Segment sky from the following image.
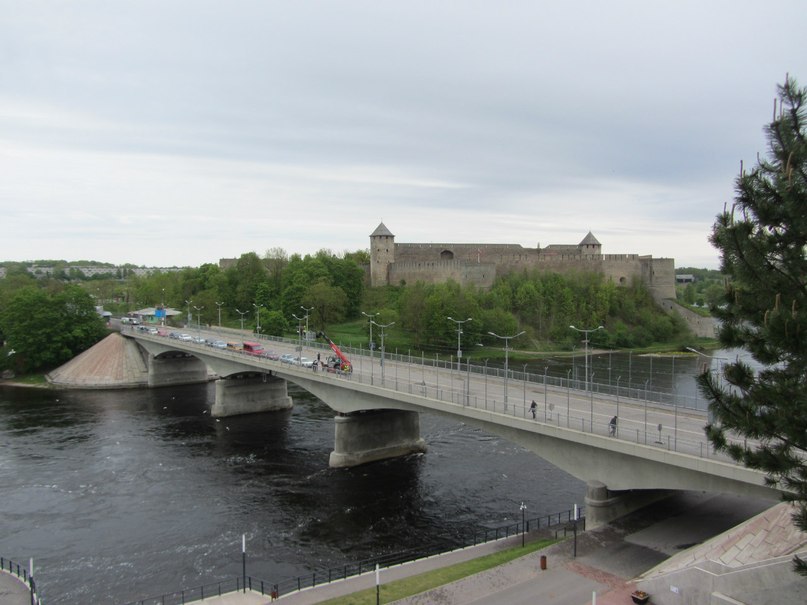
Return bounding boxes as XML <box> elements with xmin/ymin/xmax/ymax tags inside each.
<box><xmin>2</xmin><ymin>1</ymin><xmax>806</xmax><ymax>270</ymax></box>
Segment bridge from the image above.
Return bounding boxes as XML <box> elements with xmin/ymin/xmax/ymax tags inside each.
<box><xmin>123</xmin><ymin>329</ymin><xmax>781</xmax><ymax>526</ymax></box>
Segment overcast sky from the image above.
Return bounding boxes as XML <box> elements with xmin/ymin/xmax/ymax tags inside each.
<box><xmin>2</xmin><ymin>1</ymin><xmax>805</xmax><ymax>270</ymax></box>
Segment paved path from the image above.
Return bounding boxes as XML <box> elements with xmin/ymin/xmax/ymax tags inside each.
<box><xmin>183</xmin><ymin>492</ymin><xmax>776</xmax><ymax>605</ymax></box>
<box><xmin>0</xmin><ymin>570</ymin><xmax>34</xmax><ymax>605</ymax></box>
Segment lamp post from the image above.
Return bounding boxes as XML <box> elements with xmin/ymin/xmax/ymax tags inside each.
<box><xmin>569</xmin><ymin>325</ymin><xmax>604</xmax><ymax>392</ymax></box>
<box><xmin>520</xmin><ymin>502</ymin><xmax>527</xmax><ymax>547</ymax></box>
<box><xmin>362</xmin><ymin>311</ymin><xmax>378</xmax><ymax>385</ymax></box>
<box><xmin>447</xmin><ymin>316</ymin><xmax>472</xmax><ymax>371</ymax></box>
<box><xmin>253</xmin><ymin>303</ymin><xmax>264</xmax><ymax>335</ymax></box>
<box><xmin>292</xmin><ymin>313</ymin><xmax>305</xmax><ymax>361</ymax></box>
<box><xmin>235</xmin><ymin>308</ymin><xmax>249</xmax><ymax>331</ymax></box>
<box><xmin>300</xmin><ymin>305</ymin><xmax>313</xmax><ymax>341</ymax></box>
<box><xmin>184</xmin><ymin>299</ymin><xmax>192</xmax><ymax>327</ymax></box>
<box><xmin>161</xmin><ymin>288</ymin><xmax>166</xmax><ymax>325</ymax></box>
<box><xmin>488</xmin><ymin>330</ymin><xmax>525</xmax><ymax>413</ymax></box>
<box><xmin>215</xmin><ymin>301</ymin><xmax>224</xmax><ymax>327</ymax></box>
<box><xmin>371</xmin><ymin>320</ymin><xmax>395</xmax><ymax>383</ymax></box>
<box><xmin>241</xmin><ymin>534</ymin><xmax>246</xmax><ymax>593</ymax></box>
<box><xmin>193</xmin><ymin>305</ymin><xmax>204</xmax><ymax>337</ymax></box>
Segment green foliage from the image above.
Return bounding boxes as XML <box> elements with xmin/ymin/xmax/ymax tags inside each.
<box><xmin>0</xmin><ymin>284</ymin><xmax>108</xmax><ymax>373</ymax></box>
<box><xmin>698</xmin><ymin>78</ymin><xmax>807</xmax><ymax>575</ymax></box>
<box><xmin>385</xmin><ymin>270</ymin><xmax>686</xmax><ymax>352</ymax></box>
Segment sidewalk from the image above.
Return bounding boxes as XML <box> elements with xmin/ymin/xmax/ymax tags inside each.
<box><xmin>192</xmin><ymin>491</ymin><xmax>776</xmax><ymax>605</ymax></box>
<box><xmin>0</xmin><ymin>570</ymin><xmax>34</xmax><ymax>605</ymax></box>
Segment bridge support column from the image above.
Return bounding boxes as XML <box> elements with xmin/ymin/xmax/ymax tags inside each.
<box><xmin>148</xmin><ymin>354</ymin><xmax>208</xmax><ymax>387</ymax></box>
<box><xmin>329</xmin><ymin>410</ymin><xmax>427</xmax><ymax>468</ymax></box>
<box><xmin>584</xmin><ymin>481</ymin><xmax>673</xmax><ymax>529</ymax></box>
<box><xmin>211</xmin><ymin>374</ymin><xmax>293</xmax><ymax>418</ymax></box>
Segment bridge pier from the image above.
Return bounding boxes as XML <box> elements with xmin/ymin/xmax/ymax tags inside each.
<box><xmin>148</xmin><ymin>353</ymin><xmax>208</xmax><ymax>387</ymax></box>
<box><xmin>329</xmin><ymin>410</ymin><xmax>428</xmax><ymax>468</ymax></box>
<box><xmin>212</xmin><ymin>374</ymin><xmax>293</xmax><ymax>417</ymax></box>
<box><xmin>584</xmin><ymin>480</ymin><xmax>673</xmax><ymax>528</ymax></box>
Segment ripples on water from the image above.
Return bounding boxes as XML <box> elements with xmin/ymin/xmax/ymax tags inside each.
<box><xmin>0</xmin><ymin>382</ymin><xmax>584</xmax><ymax>604</ymax></box>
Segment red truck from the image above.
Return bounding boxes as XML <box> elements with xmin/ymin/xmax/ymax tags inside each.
<box><xmin>242</xmin><ymin>341</ymin><xmax>265</xmax><ymax>356</ymax></box>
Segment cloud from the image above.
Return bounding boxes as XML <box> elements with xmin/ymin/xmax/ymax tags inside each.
<box><xmin>0</xmin><ymin>0</ymin><xmax>805</xmax><ymax>270</ymax></box>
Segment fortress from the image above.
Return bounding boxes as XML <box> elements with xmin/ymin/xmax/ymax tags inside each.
<box><xmin>369</xmin><ymin>222</ymin><xmax>676</xmax><ymax>301</ymax></box>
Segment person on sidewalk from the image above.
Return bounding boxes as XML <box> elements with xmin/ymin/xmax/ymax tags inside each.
<box><xmin>530</xmin><ymin>400</ymin><xmax>537</xmax><ymax>419</ymax></box>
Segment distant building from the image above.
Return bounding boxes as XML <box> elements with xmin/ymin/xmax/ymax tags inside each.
<box><xmin>676</xmin><ymin>274</ymin><xmax>696</xmax><ymax>284</ymax></box>
<box><xmin>369</xmin><ymin>222</ymin><xmax>677</xmax><ymax>302</ymax></box>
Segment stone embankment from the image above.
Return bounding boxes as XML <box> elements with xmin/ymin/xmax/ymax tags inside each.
<box><xmin>46</xmin><ymin>332</ymin><xmax>150</xmax><ymax>389</ymax></box>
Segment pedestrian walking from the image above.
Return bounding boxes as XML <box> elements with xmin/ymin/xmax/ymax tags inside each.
<box><xmin>529</xmin><ymin>400</ymin><xmax>537</xmax><ymax>419</ymax></box>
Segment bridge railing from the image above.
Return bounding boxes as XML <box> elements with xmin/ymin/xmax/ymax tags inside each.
<box><xmin>133</xmin><ymin>332</ymin><xmax>746</xmax><ymax>465</ymax></box>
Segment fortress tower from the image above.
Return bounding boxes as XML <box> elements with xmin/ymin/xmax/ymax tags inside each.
<box><xmin>370</xmin><ymin>222</ymin><xmax>395</xmax><ymax>287</ymax></box>
<box><xmin>368</xmin><ymin>222</ymin><xmax>676</xmax><ymax>302</ymax></box>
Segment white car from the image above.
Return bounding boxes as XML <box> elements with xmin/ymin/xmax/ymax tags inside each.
<box><xmin>299</xmin><ymin>357</ymin><xmax>314</xmax><ymax>367</ymax></box>
<box><xmin>279</xmin><ymin>354</ymin><xmax>295</xmax><ymax>363</ymax></box>
<box><xmin>178</xmin><ymin>333</ymin><xmax>193</xmax><ymax>341</ymax></box>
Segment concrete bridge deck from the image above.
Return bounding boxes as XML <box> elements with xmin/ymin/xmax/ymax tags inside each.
<box><xmin>124</xmin><ymin>329</ymin><xmax>779</xmax><ymax>513</ymax></box>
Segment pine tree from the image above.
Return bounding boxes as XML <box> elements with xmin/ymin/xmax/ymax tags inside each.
<box><xmin>699</xmin><ymin>76</ymin><xmax>807</xmax><ymax>574</ymax></box>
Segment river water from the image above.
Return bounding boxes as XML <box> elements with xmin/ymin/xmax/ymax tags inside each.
<box><xmin>0</xmin><ymin>348</ymin><xmax>733</xmax><ymax>604</ymax></box>
<box><xmin>0</xmin><ymin>381</ymin><xmax>586</xmax><ymax>604</ymax></box>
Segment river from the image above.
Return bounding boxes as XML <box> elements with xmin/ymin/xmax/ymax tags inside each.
<box><xmin>0</xmin><ymin>347</ymin><xmax>733</xmax><ymax>604</ymax></box>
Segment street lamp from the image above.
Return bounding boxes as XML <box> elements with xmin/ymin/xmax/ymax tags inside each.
<box><xmin>520</xmin><ymin>502</ymin><xmax>527</xmax><ymax>547</ymax></box>
<box><xmin>193</xmin><ymin>305</ymin><xmax>204</xmax><ymax>336</ymax></box>
<box><xmin>569</xmin><ymin>325</ymin><xmax>604</xmax><ymax>392</ymax></box>
<box><xmin>447</xmin><ymin>316</ymin><xmax>472</xmax><ymax>371</ymax></box>
<box><xmin>215</xmin><ymin>301</ymin><xmax>224</xmax><ymax>327</ymax></box>
<box><xmin>235</xmin><ymin>308</ymin><xmax>249</xmax><ymax>331</ymax></box>
<box><xmin>488</xmin><ymin>330</ymin><xmax>525</xmax><ymax>413</ymax></box>
<box><xmin>161</xmin><ymin>288</ymin><xmax>166</xmax><ymax>326</ymax></box>
<box><xmin>184</xmin><ymin>299</ymin><xmax>192</xmax><ymax>327</ymax></box>
<box><xmin>300</xmin><ymin>305</ymin><xmax>313</xmax><ymax>340</ymax></box>
<box><xmin>362</xmin><ymin>311</ymin><xmax>378</xmax><ymax>385</ymax></box>
<box><xmin>253</xmin><ymin>303</ymin><xmax>264</xmax><ymax>335</ymax></box>
<box><xmin>371</xmin><ymin>320</ymin><xmax>395</xmax><ymax>383</ymax></box>
<box><xmin>292</xmin><ymin>313</ymin><xmax>305</xmax><ymax>360</ymax></box>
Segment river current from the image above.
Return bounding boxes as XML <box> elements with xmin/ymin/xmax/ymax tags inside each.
<box><xmin>0</xmin><ymin>381</ymin><xmax>586</xmax><ymax>604</ymax></box>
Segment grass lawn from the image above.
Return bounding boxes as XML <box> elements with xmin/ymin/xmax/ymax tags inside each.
<box><xmin>317</xmin><ymin>538</ymin><xmax>556</xmax><ymax>605</ymax></box>
<box><xmin>0</xmin><ymin>373</ymin><xmax>49</xmax><ymax>386</ymax></box>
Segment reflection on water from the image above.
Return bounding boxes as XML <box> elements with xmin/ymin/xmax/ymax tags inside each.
<box><xmin>0</xmin><ymin>382</ymin><xmax>585</xmax><ymax>604</ymax></box>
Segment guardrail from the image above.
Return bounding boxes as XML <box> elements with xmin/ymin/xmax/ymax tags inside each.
<box><xmin>119</xmin><ymin>506</ymin><xmax>584</xmax><ymax>605</ymax></box>
<box><xmin>1</xmin><ymin>556</ymin><xmax>39</xmax><ymax>604</ymax></box>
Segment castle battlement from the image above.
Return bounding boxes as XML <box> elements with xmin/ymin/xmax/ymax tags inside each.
<box><xmin>370</xmin><ymin>222</ymin><xmax>676</xmax><ymax>301</ymax></box>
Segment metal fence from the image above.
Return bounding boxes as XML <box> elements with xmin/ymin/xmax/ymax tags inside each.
<box><xmin>1</xmin><ymin>556</ymin><xmax>39</xmax><ymax>604</ymax></box>
<box><xmin>119</xmin><ymin>506</ymin><xmax>584</xmax><ymax>605</ymax></box>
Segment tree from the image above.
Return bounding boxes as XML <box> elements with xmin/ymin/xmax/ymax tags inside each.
<box><xmin>698</xmin><ymin>77</ymin><xmax>807</xmax><ymax>575</ymax></box>
<box><xmin>0</xmin><ymin>285</ymin><xmax>107</xmax><ymax>373</ymax></box>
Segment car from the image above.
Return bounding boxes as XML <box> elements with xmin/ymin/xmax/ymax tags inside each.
<box><xmin>299</xmin><ymin>357</ymin><xmax>314</xmax><ymax>368</ymax></box>
<box><xmin>211</xmin><ymin>340</ymin><xmax>227</xmax><ymax>349</ymax></box>
<box><xmin>178</xmin><ymin>333</ymin><xmax>193</xmax><ymax>341</ymax></box>
<box><xmin>192</xmin><ymin>336</ymin><xmax>206</xmax><ymax>344</ymax></box>
<box><xmin>168</xmin><ymin>332</ymin><xmax>180</xmax><ymax>339</ymax></box>
<box><xmin>148</xmin><ymin>328</ymin><xmax>159</xmax><ymax>335</ymax></box>
<box><xmin>262</xmin><ymin>351</ymin><xmax>280</xmax><ymax>360</ymax></box>
<box><xmin>279</xmin><ymin>353</ymin><xmax>295</xmax><ymax>363</ymax></box>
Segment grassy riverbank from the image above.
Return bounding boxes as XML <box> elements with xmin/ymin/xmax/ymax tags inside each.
<box><xmin>318</xmin><ymin>538</ymin><xmax>556</xmax><ymax>605</ymax></box>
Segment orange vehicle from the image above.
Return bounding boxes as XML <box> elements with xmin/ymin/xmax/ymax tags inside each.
<box><xmin>317</xmin><ymin>332</ymin><xmax>352</xmax><ymax>373</ymax></box>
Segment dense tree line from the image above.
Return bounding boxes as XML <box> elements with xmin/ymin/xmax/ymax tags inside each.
<box><xmin>1</xmin><ymin>246</ymin><xmax>692</xmax><ymax>372</ymax></box>
<box><xmin>0</xmin><ymin>283</ymin><xmax>108</xmax><ymax>373</ymax></box>
<box><xmin>371</xmin><ymin>270</ymin><xmax>688</xmax><ymax>351</ymax></box>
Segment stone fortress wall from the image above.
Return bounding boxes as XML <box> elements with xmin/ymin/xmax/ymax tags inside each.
<box><xmin>370</xmin><ymin>222</ymin><xmax>677</xmax><ymax>302</ymax></box>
